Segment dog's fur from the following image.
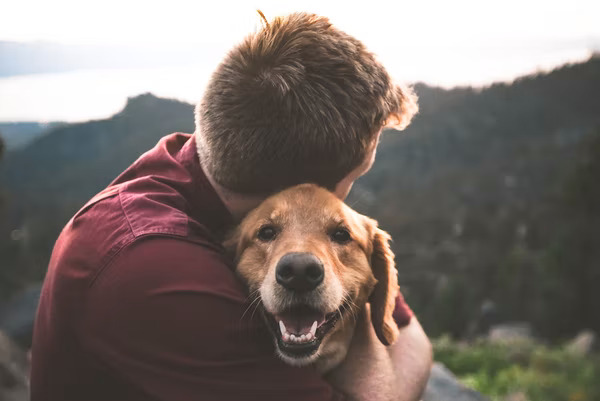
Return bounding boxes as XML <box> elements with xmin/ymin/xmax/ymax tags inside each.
<box><xmin>225</xmin><ymin>184</ymin><xmax>399</xmax><ymax>373</ymax></box>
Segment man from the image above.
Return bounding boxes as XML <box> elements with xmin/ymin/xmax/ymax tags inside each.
<box><xmin>31</xmin><ymin>12</ymin><xmax>432</xmax><ymax>401</ymax></box>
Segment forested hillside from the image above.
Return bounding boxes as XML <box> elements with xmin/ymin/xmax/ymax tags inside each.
<box><xmin>351</xmin><ymin>56</ymin><xmax>600</xmax><ymax>338</ymax></box>
<box><xmin>0</xmin><ymin>122</ymin><xmax>63</xmax><ymax>150</ymax></box>
<box><xmin>1</xmin><ymin>94</ymin><xmax>194</xmax><ymax>295</ymax></box>
<box><xmin>1</xmin><ymin>57</ymin><xmax>599</xmax><ymax>339</ymax></box>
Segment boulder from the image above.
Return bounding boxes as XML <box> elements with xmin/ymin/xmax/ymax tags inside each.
<box><xmin>488</xmin><ymin>322</ymin><xmax>533</xmax><ymax>344</ymax></box>
<box><xmin>423</xmin><ymin>362</ymin><xmax>489</xmax><ymax>401</ymax></box>
<box><xmin>566</xmin><ymin>330</ymin><xmax>596</xmax><ymax>356</ymax></box>
<box><xmin>0</xmin><ymin>283</ymin><xmax>42</xmax><ymax>348</ymax></box>
<box><xmin>0</xmin><ymin>330</ymin><xmax>29</xmax><ymax>401</ymax></box>
<box><xmin>503</xmin><ymin>392</ymin><xmax>527</xmax><ymax>401</ymax></box>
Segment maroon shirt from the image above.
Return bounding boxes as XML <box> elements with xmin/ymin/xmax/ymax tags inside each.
<box><xmin>30</xmin><ymin>133</ymin><xmax>413</xmax><ymax>401</ymax></box>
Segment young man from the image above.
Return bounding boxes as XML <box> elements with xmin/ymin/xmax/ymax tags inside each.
<box><xmin>31</xmin><ymin>13</ymin><xmax>431</xmax><ymax>401</ymax></box>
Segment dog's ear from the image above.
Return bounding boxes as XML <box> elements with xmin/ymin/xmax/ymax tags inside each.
<box><xmin>222</xmin><ymin>210</ymin><xmax>259</xmax><ymax>264</ymax></box>
<box><xmin>368</xmin><ymin>226</ymin><xmax>400</xmax><ymax>346</ymax></box>
<box><xmin>222</xmin><ymin>227</ymin><xmax>243</xmax><ymax>263</ymax></box>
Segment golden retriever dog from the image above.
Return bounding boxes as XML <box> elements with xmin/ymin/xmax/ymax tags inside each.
<box><xmin>225</xmin><ymin>183</ymin><xmax>400</xmax><ymax>373</ymax></box>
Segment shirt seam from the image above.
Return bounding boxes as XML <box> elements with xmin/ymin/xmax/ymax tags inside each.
<box><xmin>118</xmin><ymin>187</ymin><xmax>136</xmax><ymax>237</ymax></box>
<box><xmin>87</xmin><ymin>233</ymin><xmax>225</xmax><ymax>289</ymax></box>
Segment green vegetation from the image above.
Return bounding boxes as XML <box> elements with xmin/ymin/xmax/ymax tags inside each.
<box><xmin>433</xmin><ymin>337</ymin><xmax>600</xmax><ymax>401</ymax></box>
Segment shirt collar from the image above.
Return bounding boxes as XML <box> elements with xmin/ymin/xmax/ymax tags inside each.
<box><xmin>176</xmin><ymin>134</ymin><xmax>234</xmax><ymax>238</ymax></box>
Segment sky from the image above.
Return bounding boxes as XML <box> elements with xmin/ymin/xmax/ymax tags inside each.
<box><xmin>2</xmin><ymin>0</ymin><xmax>599</xmax><ymax>47</ymax></box>
<box><xmin>1</xmin><ymin>0</ymin><xmax>599</xmax><ymax>121</ymax></box>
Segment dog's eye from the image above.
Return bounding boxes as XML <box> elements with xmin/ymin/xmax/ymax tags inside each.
<box><xmin>331</xmin><ymin>228</ymin><xmax>352</xmax><ymax>244</ymax></box>
<box><xmin>257</xmin><ymin>225</ymin><xmax>278</xmax><ymax>241</ymax></box>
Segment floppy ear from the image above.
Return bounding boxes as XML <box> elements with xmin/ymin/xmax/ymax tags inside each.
<box><xmin>222</xmin><ymin>227</ymin><xmax>243</xmax><ymax>263</ymax></box>
<box><xmin>369</xmin><ymin>227</ymin><xmax>400</xmax><ymax>346</ymax></box>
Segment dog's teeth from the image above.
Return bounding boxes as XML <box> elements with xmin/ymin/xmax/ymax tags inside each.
<box><xmin>279</xmin><ymin>321</ymin><xmax>317</xmax><ymax>344</ymax></box>
<box><xmin>310</xmin><ymin>321</ymin><xmax>318</xmax><ymax>336</ymax></box>
<box><xmin>279</xmin><ymin>320</ymin><xmax>287</xmax><ymax>336</ymax></box>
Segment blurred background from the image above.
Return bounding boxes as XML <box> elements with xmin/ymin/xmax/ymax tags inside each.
<box><xmin>1</xmin><ymin>1</ymin><xmax>599</xmax><ymax>400</ymax></box>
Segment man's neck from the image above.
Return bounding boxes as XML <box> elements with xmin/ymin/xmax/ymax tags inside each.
<box><xmin>202</xmin><ymin>166</ymin><xmax>266</xmax><ymax>223</ymax></box>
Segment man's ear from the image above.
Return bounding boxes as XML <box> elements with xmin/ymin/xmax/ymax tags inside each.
<box><xmin>369</xmin><ymin>227</ymin><xmax>400</xmax><ymax>346</ymax></box>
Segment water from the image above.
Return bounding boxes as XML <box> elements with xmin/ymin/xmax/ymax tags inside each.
<box><xmin>0</xmin><ymin>65</ymin><xmax>212</xmax><ymax>122</ymax></box>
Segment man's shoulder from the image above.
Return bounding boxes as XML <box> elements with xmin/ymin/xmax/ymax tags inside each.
<box><xmin>92</xmin><ymin>236</ymin><xmax>246</xmax><ymax>304</ymax></box>
<box><xmin>52</xmin><ymin>180</ymin><xmax>224</xmax><ymax>288</ymax></box>
<box><xmin>72</xmin><ymin>180</ymin><xmax>192</xmax><ymax>241</ymax></box>
<box><xmin>68</xmin><ymin>175</ymin><xmax>219</xmax><ymax>248</ymax></box>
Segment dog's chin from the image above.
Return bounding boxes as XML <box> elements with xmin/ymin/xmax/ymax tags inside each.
<box><xmin>275</xmin><ymin>343</ymin><xmax>321</xmax><ymax>366</ymax></box>
<box><xmin>263</xmin><ymin>302</ymin><xmax>348</xmax><ymax>366</ymax></box>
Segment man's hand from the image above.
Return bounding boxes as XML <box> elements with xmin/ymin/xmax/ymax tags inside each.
<box><xmin>325</xmin><ymin>305</ymin><xmax>432</xmax><ymax>401</ymax></box>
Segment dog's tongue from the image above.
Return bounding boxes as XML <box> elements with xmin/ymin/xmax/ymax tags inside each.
<box><xmin>275</xmin><ymin>308</ymin><xmax>326</xmax><ymax>335</ymax></box>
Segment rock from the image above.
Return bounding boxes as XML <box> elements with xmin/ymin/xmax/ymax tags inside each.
<box><xmin>0</xmin><ymin>330</ymin><xmax>29</xmax><ymax>401</ymax></box>
<box><xmin>488</xmin><ymin>322</ymin><xmax>533</xmax><ymax>344</ymax></box>
<box><xmin>0</xmin><ymin>283</ymin><xmax>42</xmax><ymax>348</ymax></box>
<box><xmin>503</xmin><ymin>392</ymin><xmax>527</xmax><ymax>401</ymax></box>
<box><xmin>466</xmin><ymin>299</ymin><xmax>499</xmax><ymax>340</ymax></box>
<box><xmin>566</xmin><ymin>330</ymin><xmax>596</xmax><ymax>356</ymax></box>
<box><xmin>423</xmin><ymin>362</ymin><xmax>489</xmax><ymax>401</ymax></box>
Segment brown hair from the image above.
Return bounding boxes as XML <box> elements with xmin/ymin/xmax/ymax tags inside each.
<box><xmin>195</xmin><ymin>12</ymin><xmax>417</xmax><ymax>194</ymax></box>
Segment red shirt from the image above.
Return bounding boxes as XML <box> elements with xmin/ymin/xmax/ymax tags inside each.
<box><xmin>30</xmin><ymin>133</ymin><xmax>413</xmax><ymax>401</ymax></box>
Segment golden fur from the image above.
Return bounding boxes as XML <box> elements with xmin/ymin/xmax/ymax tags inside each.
<box><xmin>225</xmin><ymin>184</ymin><xmax>399</xmax><ymax>372</ymax></box>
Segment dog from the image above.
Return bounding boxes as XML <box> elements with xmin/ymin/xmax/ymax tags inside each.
<box><xmin>225</xmin><ymin>183</ymin><xmax>400</xmax><ymax>373</ymax></box>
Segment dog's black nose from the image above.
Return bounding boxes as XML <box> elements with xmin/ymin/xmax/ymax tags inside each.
<box><xmin>276</xmin><ymin>252</ymin><xmax>324</xmax><ymax>292</ymax></box>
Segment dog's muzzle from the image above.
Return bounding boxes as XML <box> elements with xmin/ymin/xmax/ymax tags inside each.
<box><xmin>261</xmin><ymin>252</ymin><xmax>347</xmax><ymax>361</ymax></box>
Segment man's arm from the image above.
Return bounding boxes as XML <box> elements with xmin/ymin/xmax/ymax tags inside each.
<box><xmin>80</xmin><ymin>237</ymin><xmax>345</xmax><ymax>401</ymax></box>
<box><xmin>389</xmin><ymin>317</ymin><xmax>433</xmax><ymax>401</ymax></box>
<box><xmin>326</xmin><ymin>305</ymin><xmax>432</xmax><ymax>401</ymax></box>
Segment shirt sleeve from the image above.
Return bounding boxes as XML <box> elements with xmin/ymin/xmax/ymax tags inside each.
<box><xmin>80</xmin><ymin>237</ymin><xmax>346</xmax><ymax>401</ymax></box>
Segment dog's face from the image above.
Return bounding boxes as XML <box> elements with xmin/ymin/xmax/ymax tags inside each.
<box><xmin>226</xmin><ymin>184</ymin><xmax>399</xmax><ymax>368</ymax></box>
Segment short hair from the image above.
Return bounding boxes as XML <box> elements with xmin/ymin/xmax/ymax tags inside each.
<box><xmin>195</xmin><ymin>12</ymin><xmax>417</xmax><ymax>194</ymax></box>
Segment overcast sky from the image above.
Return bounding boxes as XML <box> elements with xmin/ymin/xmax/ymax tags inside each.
<box><xmin>2</xmin><ymin>0</ymin><xmax>599</xmax><ymax>86</ymax></box>
<box><xmin>1</xmin><ymin>0</ymin><xmax>599</xmax><ymax>121</ymax></box>
<box><xmin>2</xmin><ymin>0</ymin><xmax>599</xmax><ymax>45</ymax></box>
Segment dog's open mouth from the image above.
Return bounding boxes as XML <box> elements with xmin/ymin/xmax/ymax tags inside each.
<box><xmin>264</xmin><ymin>303</ymin><xmax>345</xmax><ymax>358</ymax></box>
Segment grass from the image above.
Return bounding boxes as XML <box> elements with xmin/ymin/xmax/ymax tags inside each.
<box><xmin>432</xmin><ymin>336</ymin><xmax>600</xmax><ymax>401</ymax></box>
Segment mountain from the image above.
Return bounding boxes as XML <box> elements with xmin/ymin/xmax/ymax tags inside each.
<box><xmin>349</xmin><ymin>56</ymin><xmax>600</xmax><ymax>338</ymax></box>
<box><xmin>0</xmin><ymin>122</ymin><xmax>64</xmax><ymax>150</ymax></box>
<box><xmin>2</xmin><ymin>57</ymin><xmax>600</xmax><ymax>339</ymax></box>
<box><xmin>0</xmin><ymin>93</ymin><xmax>194</xmax><ymax>297</ymax></box>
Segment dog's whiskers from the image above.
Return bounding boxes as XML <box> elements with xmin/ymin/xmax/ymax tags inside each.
<box><xmin>241</xmin><ymin>292</ymin><xmax>262</xmax><ymax>321</ymax></box>
<box><xmin>341</xmin><ymin>295</ymin><xmax>359</xmax><ymax>325</ymax></box>
<box><xmin>250</xmin><ymin>297</ymin><xmax>264</xmax><ymax>321</ymax></box>
<box><xmin>244</xmin><ymin>288</ymin><xmax>260</xmax><ymax>303</ymax></box>
<box><xmin>337</xmin><ymin>304</ymin><xmax>347</xmax><ymax>332</ymax></box>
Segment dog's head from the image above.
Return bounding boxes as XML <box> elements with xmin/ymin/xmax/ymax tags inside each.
<box><xmin>225</xmin><ymin>184</ymin><xmax>399</xmax><ymax>367</ymax></box>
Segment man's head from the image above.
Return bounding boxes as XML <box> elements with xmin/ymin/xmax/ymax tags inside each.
<box><xmin>195</xmin><ymin>12</ymin><xmax>417</xmax><ymax>195</ymax></box>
